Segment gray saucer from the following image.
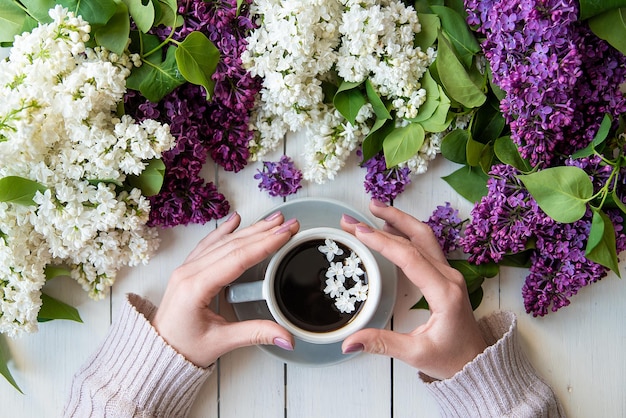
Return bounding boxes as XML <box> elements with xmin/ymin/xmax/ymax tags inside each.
<box><xmin>229</xmin><ymin>197</ymin><xmax>398</xmax><ymax>367</ymax></box>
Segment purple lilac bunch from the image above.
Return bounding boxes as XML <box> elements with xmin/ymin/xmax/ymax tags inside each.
<box><xmin>254</xmin><ymin>156</ymin><xmax>303</xmax><ymax>197</ymax></box>
<box><xmin>426</xmin><ymin>202</ymin><xmax>465</xmax><ymax>254</ymax></box>
<box><xmin>124</xmin><ymin>0</ymin><xmax>259</xmax><ymax>227</ymax></box>
<box><xmin>465</xmin><ymin>0</ymin><xmax>626</xmax><ymax>167</ymax></box>
<box><xmin>461</xmin><ymin>162</ymin><xmax>626</xmax><ymax>316</ymax></box>
<box><xmin>360</xmin><ymin>151</ymin><xmax>412</xmax><ymax>203</ymax></box>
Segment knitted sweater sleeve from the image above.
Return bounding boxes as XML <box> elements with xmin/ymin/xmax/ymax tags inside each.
<box><xmin>423</xmin><ymin>311</ymin><xmax>566</xmax><ymax>417</ymax></box>
<box><xmin>64</xmin><ymin>293</ymin><xmax>213</xmax><ymax>418</ymax></box>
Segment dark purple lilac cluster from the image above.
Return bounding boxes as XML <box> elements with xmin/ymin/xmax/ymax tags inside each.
<box><xmin>360</xmin><ymin>151</ymin><xmax>411</xmax><ymax>203</ymax></box>
<box><xmin>426</xmin><ymin>202</ymin><xmax>465</xmax><ymax>254</ymax></box>
<box><xmin>254</xmin><ymin>156</ymin><xmax>303</xmax><ymax>197</ymax></box>
<box><xmin>465</xmin><ymin>0</ymin><xmax>626</xmax><ymax>167</ymax></box>
<box><xmin>124</xmin><ymin>0</ymin><xmax>259</xmax><ymax>227</ymax></box>
<box><xmin>461</xmin><ymin>162</ymin><xmax>626</xmax><ymax>316</ymax></box>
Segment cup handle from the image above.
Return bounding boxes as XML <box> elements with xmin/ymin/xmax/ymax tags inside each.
<box><xmin>226</xmin><ymin>281</ymin><xmax>264</xmax><ymax>303</ymax></box>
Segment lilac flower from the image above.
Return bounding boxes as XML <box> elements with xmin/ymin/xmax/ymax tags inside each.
<box><xmin>361</xmin><ymin>151</ymin><xmax>411</xmax><ymax>203</ymax></box>
<box><xmin>124</xmin><ymin>0</ymin><xmax>260</xmax><ymax>227</ymax></box>
<box><xmin>461</xmin><ymin>164</ymin><xmax>547</xmax><ymax>264</ymax></box>
<box><xmin>426</xmin><ymin>202</ymin><xmax>464</xmax><ymax>254</ymax></box>
<box><xmin>254</xmin><ymin>156</ymin><xmax>303</xmax><ymax>197</ymax></box>
<box><xmin>521</xmin><ymin>209</ymin><xmax>626</xmax><ymax>317</ymax></box>
<box><xmin>465</xmin><ymin>0</ymin><xmax>626</xmax><ymax>166</ymax></box>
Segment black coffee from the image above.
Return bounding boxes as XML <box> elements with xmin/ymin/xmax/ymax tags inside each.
<box><xmin>274</xmin><ymin>239</ymin><xmax>366</xmax><ymax>333</ymax></box>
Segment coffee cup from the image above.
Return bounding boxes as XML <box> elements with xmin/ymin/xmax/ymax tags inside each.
<box><xmin>226</xmin><ymin>227</ymin><xmax>382</xmax><ymax>344</ymax></box>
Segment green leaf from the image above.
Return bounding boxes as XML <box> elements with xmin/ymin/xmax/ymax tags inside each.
<box><xmin>0</xmin><ymin>0</ymin><xmax>30</xmax><ymax>44</ymax></box>
<box><xmin>127</xmin><ymin>158</ymin><xmax>166</xmax><ymax>196</ymax></box>
<box><xmin>468</xmin><ymin>286</ymin><xmax>484</xmax><ymax>310</ymax></box>
<box><xmin>18</xmin><ymin>0</ymin><xmax>57</xmax><ymax>22</ymax></box>
<box><xmin>411</xmin><ymin>295</ymin><xmax>429</xmax><ymax>310</ymax></box>
<box><xmin>414</xmin><ymin>12</ymin><xmax>440</xmax><ymax>50</ymax></box>
<box><xmin>175</xmin><ymin>31</ymin><xmax>220</xmax><ymax>99</ymax></box>
<box><xmin>94</xmin><ymin>1</ymin><xmax>130</xmax><ymax>56</ymax></box>
<box><xmin>466</xmin><ymin>136</ymin><xmax>494</xmax><ymax>171</ymax></box>
<box><xmin>500</xmin><ymin>249</ymin><xmax>534</xmax><ymax>268</ymax></box>
<box><xmin>418</xmin><ymin>86</ymin><xmax>452</xmax><ymax>132</ymax></box>
<box><xmin>436</xmin><ymin>32</ymin><xmax>486</xmax><ymax>108</ymax></box>
<box><xmin>587</xmin><ymin>209</ymin><xmax>605</xmax><ymax>253</ymax></box>
<box><xmin>611</xmin><ymin>188</ymin><xmax>626</xmax><ymax>214</ymax></box>
<box><xmin>517</xmin><ymin>166</ymin><xmax>594</xmax><ymax>223</ymax></box>
<box><xmin>586</xmin><ymin>209</ymin><xmax>621</xmax><ymax>277</ymax></box>
<box><xmin>407</xmin><ymin>70</ymin><xmax>439</xmax><ymax>123</ymax></box>
<box><xmin>441</xmin><ymin>129</ymin><xmax>469</xmax><ymax>164</ymax></box>
<box><xmin>383</xmin><ymin>123</ymin><xmax>426</xmax><ymax>168</ymax></box>
<box><xmin>131</xmin><ymin>45</ymin><xmax>186</xmax><ymax>102</ymax></box>
<box><xmin>37</xmin><ymin>293</ymin><xmax>83</xmax><ymax>323</ymax></box>
<box><xmin>58</xmin><ymin>0</ymin><xmax>117</xmax><ymax>26</ymax></box>
<box><xmin>122</xmin><ymin>0</ymin><xmax>155</xmax><ymax>33</ymax></box>
<box><xmin>361</xmin><ymin>119</ymin><xmax>395</xmax><ymax>162</ymax></box>
<box><xmin>365</xmin><ymin>79</ymin><xmax>391</xmax><ymax>121</ymax></box>
<box><xmin>442</xmin><ymin>165</ymin><xmax>489</xmax><ymax>203</ymax></box>
<box><xmin>44</xmin><ymin>265</ymin><xmax>71</xmax><ymax>280</ymax></box>
<box><xmin>494</xmin><ymin>135</ymin><xmax>532</xmax><ymax>172</ymax></box>
<box><xmin>471</xmin><ymin>94</ymin><xmax>505</xmax><ymax>144</ymax></box>
<box><xmin>0</xmin><ymin>334</ymin><xmax>22</xmax><ymax>393</ymax></box>
<box><xmin>430</xmin><ymin>5</ymin><xmax>480</xmax><ymax>69</ymax></box>
<box><xmin>334</xmin><ymin>81</ymin><xmax>366</xmax><ymax>125</ymax></box>
<box><xmin>448</xmin><ymin>259</ymin><xmax>498</xmax><ymax>292</ymax></box>
<box><xmin>571</xmin><ymin>113</ymin><xmax>612</xmax><ymax>158</ymax></box>
<box><xmin>0</xmin><ymin>176</ymin><xmax>47</xmax><ymax>206</ymax></box>
<box><xmin>579</xmin><ymin>0</ymin><xmax>626</xmax><ymax>20</ymax></box>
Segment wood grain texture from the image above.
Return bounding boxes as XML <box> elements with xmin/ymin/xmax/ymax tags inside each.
<box><xmin>1</xmin><ymin>145</ymin><xmax>624</xmax><ymax>417</ymax></box>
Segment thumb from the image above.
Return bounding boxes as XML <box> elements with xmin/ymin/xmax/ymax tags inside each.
<box><xmin>342</xmin><ymin>328</ymin><xmax>421</xmax><ymax>365</ymax></box>
<box><xmin>218</xmin><ymin>319</ymin><xmax>295</xmax><ymax>353</ymax></box>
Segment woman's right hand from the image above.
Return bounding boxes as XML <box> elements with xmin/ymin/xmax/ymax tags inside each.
<box><xmin>340</xmin><ymin>199</ymin><xmax>487</xmax><ymax>380</ymax></box>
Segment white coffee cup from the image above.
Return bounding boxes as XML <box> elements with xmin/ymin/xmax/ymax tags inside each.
<box><xmin>226</xmin><ymin>227</ymin><xmax>382</xmax><ymax>344</ymax></box>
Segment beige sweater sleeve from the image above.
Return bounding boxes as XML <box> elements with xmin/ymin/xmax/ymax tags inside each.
<box><xmin>64</xmin><ymin>293</ymin><xmax>213</xmax><ymax>418</ymax></box>
<box><xmin>423</xmin><ymin>311</ymin><xmax>566</xmax><ymax>417</ymax></box>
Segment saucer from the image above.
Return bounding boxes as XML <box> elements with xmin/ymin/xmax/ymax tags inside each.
<box><xmin>229</xmin><ymin>197</ymin><xmax>398</xmax><ymax>367</ymax></box>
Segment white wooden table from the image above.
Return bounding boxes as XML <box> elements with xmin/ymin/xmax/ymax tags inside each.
<box><xmin>2</xmin><ymin>131</ymin><xmax>625</xmax><ymax>417</ymax></box>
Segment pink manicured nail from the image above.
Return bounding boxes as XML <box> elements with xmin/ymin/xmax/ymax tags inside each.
<box><xmin>265</xmin><ymin>210</ymin><xmax>281</xmax><ymax>221</ymax></box>
<box><xmin>342</xmin><ymin>343</ymin><xmax>364</xmax><ymax>354</ymax></box>
<box><xmin>274</xmin><ymin>218</ymin><xmax>297</xmax><ymax>234</ymax></box>
<box><xmin>371</xmin><ymin>198</ymin><xmax>389</xmax><ymax>207</ymax></box>
<box><xmin>342</xmin><ymin>213</ymin><xmax>360</xmax><ymax>224</ymax></box>
<box><xmin>356</xmin><ymin>225</ymin><xmax>374</xmax><ymax>234</ymax></box>
<box><xmin>226</xmin><ymin>211</ymin><xmax>238</xmax><ymax>222</ymax></box>
<box><xmin>274</xmin><ymin>337</ymin><xmax>294</xmax><ymax>351</ymax></box>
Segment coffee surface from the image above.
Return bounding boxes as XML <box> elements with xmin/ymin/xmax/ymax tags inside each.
<box><xmin>274</xmin><ymin>239</ymin><xmax>364</xmax><ymax>333</ymax></box>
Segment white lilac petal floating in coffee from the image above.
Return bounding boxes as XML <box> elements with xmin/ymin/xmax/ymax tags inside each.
<box><xmin>335</xmin><ymin>292</ymin><xmax>357</xmax><ymax>314</ymax></box>
<box><xmin>324</xmin><ymin>278</ymin><xmax>346</xmax><ymax>299</ymax></box>
<box><xmin>343</xmin><ymin>251</ymin><xmax>364</xmax><ymax>279</ymax></box>
<box><xmin>318</xmin><ymin>238</ymin><xmax>345</xmax><ymax>262</ymax></box>
<box><xmin>319</xmin><ymin>239</ymin><xmax>368</xmax><ymax>314</ymax></box>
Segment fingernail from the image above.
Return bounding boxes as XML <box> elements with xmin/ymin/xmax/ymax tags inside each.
<box><xmin>274</xmin><ymin>218</ymin><xmax>297</xmax><ymax>234</ymax></box>
<box><xmin>274</xmin><ymin>337</ymin><xmax>294</xmax><ymax>351</ymax></box>
<box><xmin>342</xmin><ymin>213</ymin><xmax>360</xmax><ymax>224</ymax></box>
<box><xmin>372</xmin><ymin>198</ymin><xmax>389</xmax><ymax>207</ymax></box>
<box><xmin>343</xmin><ymin>343</ymin><xmax>364</xmax><ymax>354</ymax></box>
<box><xmin>356</xmin><ymin>224</ymin><xmax>374</xmax><ymax>234</ymax></box>
<box><xmin>226</xmin><ymin>211</ymin><xmax>238</xmax><ymax>222</ymax></box>
<box><xmin>265</xmin><ymin>211</ymin><xmax>282</xmax><ymax>221</ymax></box>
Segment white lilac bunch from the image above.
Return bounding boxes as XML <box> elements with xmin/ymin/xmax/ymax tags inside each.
<box><xmin>318</xmin><ymin>239</ymin><xmax>368</xmax><ymax>314</ymax></box>
<box><xmin>336</xmin><ymin>0</ymin><xmax>433</xmax><ymax>119</ymax></box>
<box><xmin>243</xmin><ymin>0</ymin><xmax>435</xmax><ymax>183</ymax></box>
<box><xmin>0</xmin><ymin>6</ymin><xmax>175</xmax><ymax>337</ymax></box>
<box><xmin>242</xmin><ymin>0</ymin><xmax>343</xmax><ymax>157</ymax></box>
<box><xmin>303</xmin><ymin>104</ymin><xmax>373</xmax><ymax>183</ymax></box>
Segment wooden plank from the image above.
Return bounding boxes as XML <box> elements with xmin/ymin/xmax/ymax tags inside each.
<box><xmin>391</xmin><ymin>158</ymin><xmax>500</xmax><ymax>417</ymax></box>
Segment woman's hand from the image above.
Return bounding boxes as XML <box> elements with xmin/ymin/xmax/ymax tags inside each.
<box><xmin>152</xmin><ymin>211</ymin><xmax>299</xmax><ymax>367</ymax></box>
<box><xmin>340</xmin><ymin>200</ymin><xmax>487</xmax><ymax>380</ymax></box>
